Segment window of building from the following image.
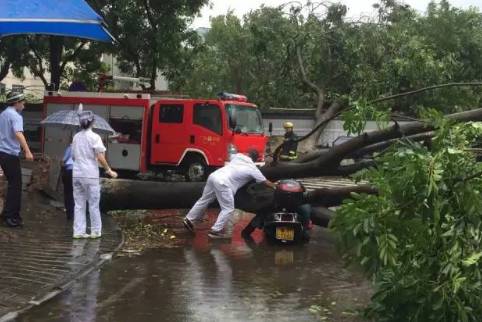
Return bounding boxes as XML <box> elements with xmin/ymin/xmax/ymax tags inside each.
<box><xmin>159</xmin><ymin>104</ymin><xmax>183</xmax><ymax>123</ymax></box>
<box><xmin>193</xmin><ymin>103</ymin><xmax>222</xmax><ymax>134</ymax></box>
<box><xmin>11</xmin><ymin>84</ymin><xmax>24</xmax><ymax>93</ymax></box>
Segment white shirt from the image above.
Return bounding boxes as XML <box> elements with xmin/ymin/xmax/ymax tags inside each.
<box><xmin>210</xmin><ymin>153</ymin><xmax>267</xmax><ymax>192</ymax></box>
<box><xmin>72</xmin><ymin>128</ymin><xmax>106</xmax><ymax>179</ymax></box>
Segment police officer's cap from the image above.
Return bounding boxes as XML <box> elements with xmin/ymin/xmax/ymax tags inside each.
<box><xmin>6</xmin><ymin>92</ymin><xmax>26</xmax><ymax>104</ymax></box>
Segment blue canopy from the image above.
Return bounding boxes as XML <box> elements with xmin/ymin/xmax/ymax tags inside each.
<box><xmin>0</xmin><ymin>0</ymin><xmax>114</xmax><ymax>42</ymax></box>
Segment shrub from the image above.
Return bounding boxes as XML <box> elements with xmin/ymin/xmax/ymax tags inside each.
<box><xmin>331</xmin><ymin>118</ymin><xmax>482</xmax><ymax>321</ymax></box>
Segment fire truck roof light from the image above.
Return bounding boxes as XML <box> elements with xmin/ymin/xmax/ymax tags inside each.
<box><xmin>217</xmin><ymin>91</ymin><xmax>248</xmax><ymax>102</ymax></box>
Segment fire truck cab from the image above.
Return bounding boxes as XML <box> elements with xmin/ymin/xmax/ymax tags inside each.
<box><xmin>42</xmin><ymin>91</ymin><xmax>267</xmax><ymax>181</ymax></box>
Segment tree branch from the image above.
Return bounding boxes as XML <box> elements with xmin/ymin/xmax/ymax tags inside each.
<box><xmin>332</xmin><ymin>159</ymin><xmax>376</xmax><ymax>176</ymax></box>
<box><xmin>142</xmin><ymin>0</ymin><xmax>159</xmax><ymax>33</ymax></box>
<box><xmin>296</xmin><ymin>45</ymin><xmax>322</xmax><ymax>96</ymax></box>
<box><xmin>370</xmin><ymin>82</ymin><xmax>482</xmax><ymax>104</ymax></box>
<box><xmin>305</xmin><ymin>184</ymin><xmax>377</xmax><ymax>207</ymax></box>
<box><xmin>349</xmin><ymin>131</ymin><xmax>435</xmax><ymax>159</ymax></box>
<box><xmin>60</xmin><ymin>41</ymin><xmax>87</xmax><ymax>76</ymax></box>
<box><xmin>26</xmin><ymin>38</ymin><xmax>48</xmax><ymax>86</ymax></box>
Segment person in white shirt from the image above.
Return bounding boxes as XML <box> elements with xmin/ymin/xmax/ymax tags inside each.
<box><xmin>72</xmin><ymin>111</ymin><xmax>117</xmax><ymax>239</ymax></box>
<box><xmin>183</xmin><ymin>150</ymin><xmax>276</xmax><ymax>239</ymax></box>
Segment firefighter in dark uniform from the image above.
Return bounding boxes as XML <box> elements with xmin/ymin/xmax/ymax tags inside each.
<box><xmin>279</xmin><ymin>121</ymin><xmax>298</xmax><ymax>161</ymax></box>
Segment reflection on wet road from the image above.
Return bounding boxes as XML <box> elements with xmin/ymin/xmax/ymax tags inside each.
<box><xmin>19</xmin><ymin>213</ymin><xmax>370</xmax><ymax>322</ymax></box>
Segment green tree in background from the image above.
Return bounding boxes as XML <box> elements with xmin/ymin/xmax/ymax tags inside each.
<box><xmin>0</xmin><ymin>0</ymin><xmax>207</xmax><ymax>92</ymax></box>
<box><xmin>350</xmin><ymin>0</ymin><xmax>482</xmax><ymax>113</ymax></box>
<box><xmin>89</xmin><ymin>0</ymin><xmax>207</xmax><ymax>90</ymax></box>
<box><xmin>22</xmin><ymin>36</ymin><xmax>107</xmax><ymax>90</ymax></box>
<box><xmin>0</xmin><ymin>38</ymin><xmax>28</xmax><ymax>83</ymax></box>
<box><xmin>172</xmin><ymin>0</ymin><xmax>481</xmax><ymax>115</ymax></box>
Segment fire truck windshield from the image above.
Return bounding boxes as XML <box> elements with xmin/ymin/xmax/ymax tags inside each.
<box><xmin>226</xmin><ymin>104</ymin><xmax>263</xmax><ymax>134</ymax></box>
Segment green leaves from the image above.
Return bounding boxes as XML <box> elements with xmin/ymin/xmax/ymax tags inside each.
<box><xmin>168</xmin><ymin>0</ymin><xmax>481</xmax><ymax>114</ymax></box>
<box><xmin>331</xmin><ymin>119</ymin><xmax>482</xmax><ymax>321</ymax></box>
<box><xmin>377</xmin><ymin>233</ymin><xmax>398</xmax><ymax>266</ymax></box>
<box><xmin>342</xmin><ymin>99</ymin><xmax>390</xmax><ymax>135</ymax></box>
<box><xmin>462</xmin><ymin>252</ymin><xmax>482</xmax><ymax>267</ymax></box>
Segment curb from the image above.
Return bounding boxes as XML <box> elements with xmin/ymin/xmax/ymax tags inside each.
<box><xmin>0</xmin><ymin>222</ymin><xmax>125</xmax><ymax>322</ymax></box>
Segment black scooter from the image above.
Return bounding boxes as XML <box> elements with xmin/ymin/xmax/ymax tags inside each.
<box><xmin>242</xmin><ymin>179</ymin><xmax>310</xmax><ymax>244</ymax></box>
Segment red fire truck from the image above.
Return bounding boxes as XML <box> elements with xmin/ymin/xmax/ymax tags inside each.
<box><xmin>42</xmin><ymin>91</ymin><xmax>267</xmax><ymax>181</ymax></box>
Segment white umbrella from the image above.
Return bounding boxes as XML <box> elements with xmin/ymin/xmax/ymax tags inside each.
<box><xmin>41</xmin><ymin>104</ymin><xmax>115</xmax><ymax>135</ymax></box>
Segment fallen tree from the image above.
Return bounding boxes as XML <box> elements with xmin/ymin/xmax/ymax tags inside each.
<box><xmin>100</xmin><ymin>178</ymin><xmax>376</xmax><ymax>213</ymax></box>
<box><xmin>262</xmin><ymin>107</ymin><xmax>482</xmax><ymax>180</ymax></box>
<box><xmin>101</xmin><ymin>107</ymin><xmax>482</xmax><ymax>216</ymax></box>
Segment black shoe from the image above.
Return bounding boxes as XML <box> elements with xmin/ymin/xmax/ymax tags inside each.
<box><xmin>15</xmin><ymin>217</ymin><xmax>23</xmax><ymax>226</ymax></box>
<box><xmin>183</xmin><ymin>218</ymin><xmax>195</xmax><ymax>234</ymax></box>
<box><xmin>4</xmin><ymin>217</ymin><xmax>21</xmax><ymax>228</ymax></box>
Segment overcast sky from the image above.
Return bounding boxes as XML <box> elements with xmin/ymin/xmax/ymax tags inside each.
<box><xmin>192</xmin><ymin>0</ymin><xmax>482</xmax><ymax>28</ymax></box>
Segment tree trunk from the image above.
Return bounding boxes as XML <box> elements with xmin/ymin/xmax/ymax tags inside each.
<box><xmin>100</xmin><ymin>107</ymin><xmax>482</xmax><ymax>226</ymax></box>
<box><xmin>49</xmin><ymin>36</ymin><xmax>64</xmax><ymax>90</ymax></box>
<box><xmin>100</xmin><ymin>179</ymin><xmax>273</xmax><ymax>213</ymax></box>
<box><xmin>100</xmin><ymin>178</ymin><xmax>375</xmax><ymax>213</ymax></box>
<box><xmin>0</xmin><ymin>60</ymin><xmax>10</xmax><ymax>82</ymax></box>
<box><xmin>101</xmin><ymin>179</ymin><xmax>204</xmax><ymax>212</ymax></box>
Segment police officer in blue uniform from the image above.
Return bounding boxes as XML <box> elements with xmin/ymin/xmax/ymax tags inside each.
<box><xmin>0</xmin><ymin>92</ymin><xmax>33</xmax><ymax>227</ymax></box>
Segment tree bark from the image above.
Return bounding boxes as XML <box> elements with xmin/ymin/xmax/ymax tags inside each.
<box><xmin>49</xmin><ymin>36</ymin><xmax>64</xmax><ymax>90</ymax></box>
<box><xmin>100</xmin><ymin>179</ymin><xmax>276</xmax><ymax>213</ymax></box>
<box><xmin>101</xmin><ymin>179</ymin><xmax>205</xmax><ymax>212</ymax></box>
<box><xmin>27</xmin><ymin>38</ymin><xmax>49</xmax><ymax>87</ymax></box>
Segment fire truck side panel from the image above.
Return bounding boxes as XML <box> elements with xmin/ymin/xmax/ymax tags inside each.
<box><xmin>149</xmin><ymin>100</ymin><xmax>235</xmax><ymax>167</ymax></box>
<box><xmin>107</xmin><ymin>106</ymin><xmax>144</xmax><ymax>171</ymax></box>
<box><xmin>42</xmin><ymin>92</ymin><xmax>268</xmax><ymax>177</ymax></box>
<box><xmin>107</xmin><ymin>143</ymin><xmax>142</xmax><ymax>170</ymax></box>
<box><xmin>189</xmin><ymin>101</ymin><xmax>227</xmax><ymax>166</ymax></box>
<box><xmin>150</xmin><ymin>101</ymin><xmax>191</xmax><ymax>165</ymax></box>
<box><xmin>42</xmin><ymin>94</ymin><xmax>151</xmax><ymax>173</ymax></box>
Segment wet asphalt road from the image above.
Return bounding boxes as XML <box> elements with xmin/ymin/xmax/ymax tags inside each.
<box><xmin>17</xmin><ymin>213</ymin><xmax>370</xmax><ymax>322</ymax></box>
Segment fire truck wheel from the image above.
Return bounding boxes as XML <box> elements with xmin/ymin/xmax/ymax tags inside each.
<box><xmin>183</xmin><ymin>156</ymin><xmax>207</xmax><ymax>182</ymax></box>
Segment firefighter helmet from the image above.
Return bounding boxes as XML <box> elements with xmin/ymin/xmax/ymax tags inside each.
<box><xmin>283</xmin><ymin>121</ymin><xmax>294</xmax><ymax>129</ymax></box>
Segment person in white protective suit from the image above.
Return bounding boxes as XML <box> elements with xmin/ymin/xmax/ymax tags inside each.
<box><xmin>183</xmin><ymin>149</ymin><xmax>276</xmax><ymax>239</ymax></box>
<box><xmin>71</xmin><ymin>111</ymin><xmax>118</xmax><ymax>239</ymax></box>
